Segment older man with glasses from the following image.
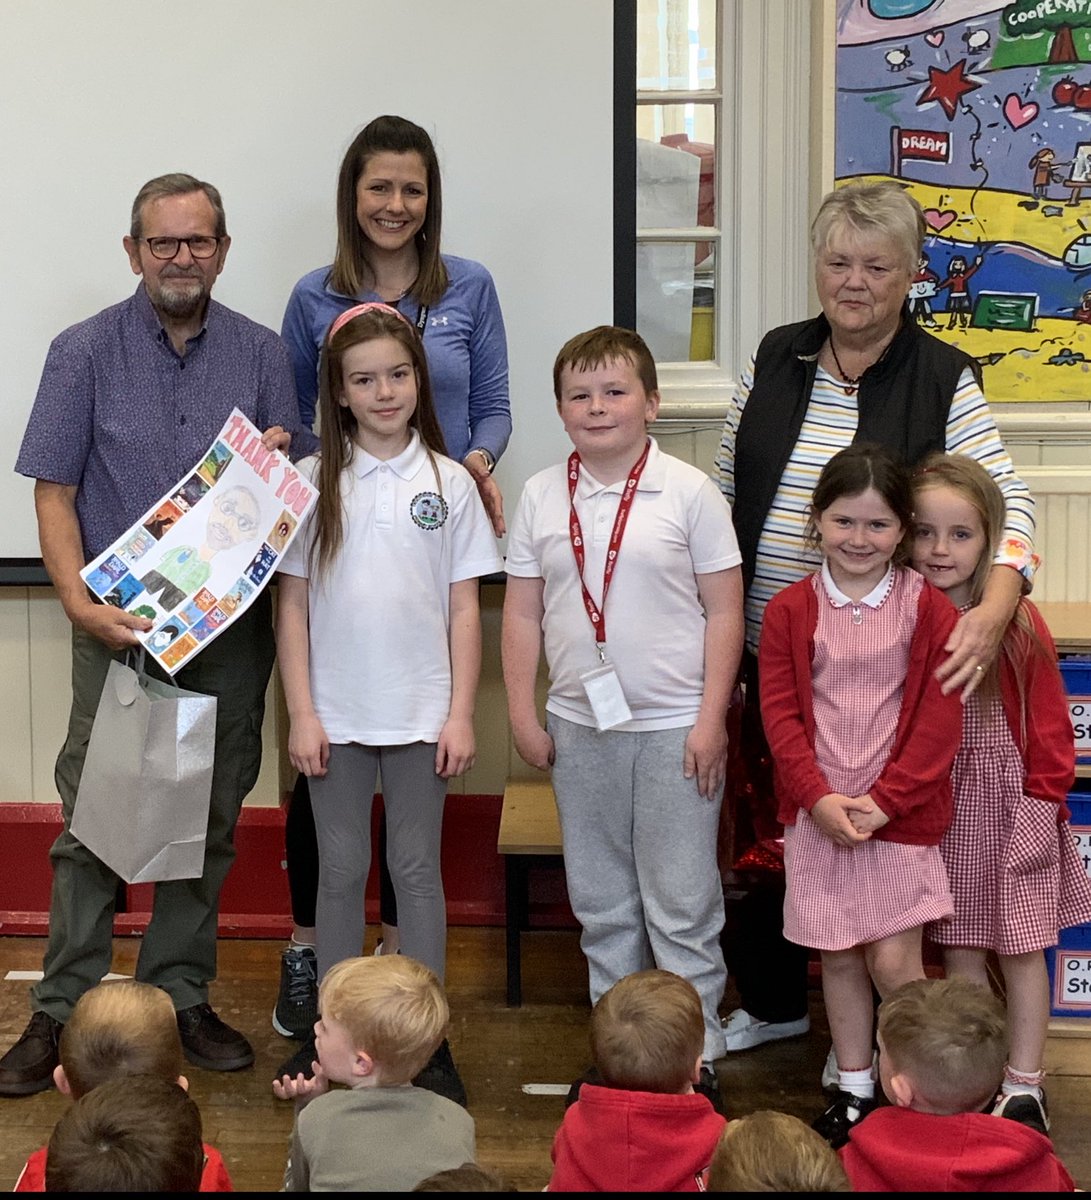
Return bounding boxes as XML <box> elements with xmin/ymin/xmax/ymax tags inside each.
<box><xmin>4</xmin><ymin>173</ymin><xmax>305</xmax><ymax>1095</ymax></box>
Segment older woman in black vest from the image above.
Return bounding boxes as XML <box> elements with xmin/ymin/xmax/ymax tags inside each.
<box><xmin>713</xmin><ymin>181</ymin><xmax>1035</xmax><ymax>1073</ymax></box>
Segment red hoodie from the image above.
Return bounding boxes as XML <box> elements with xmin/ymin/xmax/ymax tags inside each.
<box><xmin>840</xmin><ymin>1106</ymin><xmax>1075</xmax><ymax>1191</ymax></box>
<box><xmin>548</xmin><ymin>1083</ymin><xmax>725</xmax><ymax>1192</ymax></box>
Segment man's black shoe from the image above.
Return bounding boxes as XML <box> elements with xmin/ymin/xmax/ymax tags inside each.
<box><xmin>176</xmin><ymin>1003</ymin><xmax>254</xmax><ymax>1071</ymax></box>
<box><xmin>0</xmin><ymin>1011</ymin><xmax>63</xmax><ymax>1097</ymax></box>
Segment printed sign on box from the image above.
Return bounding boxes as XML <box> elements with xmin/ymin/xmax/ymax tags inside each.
<box><xmin>1052</xmin><ymin>950</ymin><xmax>1091</xmax><ymax>1013</ymax></box>
<box><xmin>80</xmin><ymin>410</ymin><xmax>317</xmax><ymax>675</ymax></box>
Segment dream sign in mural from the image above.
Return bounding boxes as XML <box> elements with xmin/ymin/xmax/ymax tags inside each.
<box><xmin>836</xmin><ymin>0</ymin><xmax>1091</xmax><ymax>399</ymax></box>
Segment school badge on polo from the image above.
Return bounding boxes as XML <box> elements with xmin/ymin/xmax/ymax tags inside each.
<box><xmin>410</xmin><ymin>491</ymin><xmax>448</xmax><ymax>530</ymax></box>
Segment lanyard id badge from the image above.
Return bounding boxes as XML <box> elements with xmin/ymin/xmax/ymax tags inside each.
<box><xmin>568</xmin><ymin>442</ymin><xmax>649</xmax><ymax>731</ymax></box>
<box><xmin>580</xmin><ymin>661</ymin><xmax>632</xmax><ymax>730</ymax></box>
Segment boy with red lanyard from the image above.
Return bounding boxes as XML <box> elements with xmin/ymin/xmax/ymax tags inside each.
<box><xmin>502</xmin><ymin>326</ymin><xmax>744</xmax><ymax>1110</ymax></box>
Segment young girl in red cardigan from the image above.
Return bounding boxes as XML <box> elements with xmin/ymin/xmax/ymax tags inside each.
<box><xmin>758</xmin><ymin>444</ymin><xmax>963</xmax><ymax>1148</ymax></box>
<box><xmin>911</xmin><ymin>453</ymin><xmax>1091</xmax><ymax>1134</ymax></box>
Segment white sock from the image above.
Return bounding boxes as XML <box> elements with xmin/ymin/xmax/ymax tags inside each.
<box><xmin>838</xmin><ymin>1067</ymin><xmax>875</xmax><ymax>1100</ymax></box>
<box><xmin>289</xmin><ymin>937</ymin><xmax>316</xmax><ymax>951</ymax></box>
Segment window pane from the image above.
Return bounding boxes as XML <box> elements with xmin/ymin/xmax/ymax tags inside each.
<box><xmin>636</xmin><ymin>105</ymin><xmax>716</xmax><ymax>230</ymax></box>
<box><xmin>637</xmin><ymin>241</ymin><xmax>715</xmax><ymax>363</ymax></box>
<box><xmin>637</xmin><ymin>0</ymin><xmax>718</xmax><ymax>92</ymax></box>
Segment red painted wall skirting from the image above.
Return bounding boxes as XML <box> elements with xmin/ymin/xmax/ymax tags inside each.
<box><xmin>0</xmin><ymin>797</ymin><xmax>576</xmax><ymax>938</ymax></box>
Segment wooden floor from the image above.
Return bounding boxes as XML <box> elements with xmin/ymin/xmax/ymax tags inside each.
<box><xmin>2</xmin><ymin>928</ymin><xmax>1090</xmax><ymax>1191</ymax></box>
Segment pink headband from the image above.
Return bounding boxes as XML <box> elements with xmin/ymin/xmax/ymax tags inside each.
<box><xmin>327</xmin><ymin>301</ymin><xmax>414</xmax><ymax>343</ymax></box>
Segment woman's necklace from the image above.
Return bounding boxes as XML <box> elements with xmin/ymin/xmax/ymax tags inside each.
<box><xmin>377</xmin><ymin>283</ymin><xmax>411</xmax><ymax>304</ymax></box>
<box><xmin>826</xmin><ymin>326</ymin><xmax>900</xmax><ymax>396</ymax></box>
<box><xmin>827</xmin><ymin>341</ymin><xmax>862</xmax><ymax>395</ymax></box>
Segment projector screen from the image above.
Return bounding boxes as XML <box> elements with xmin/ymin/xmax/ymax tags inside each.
<box><xmin>0</xmin><ymin>0</ymin><xmax>616</xmax><ymax>570</ymax></box>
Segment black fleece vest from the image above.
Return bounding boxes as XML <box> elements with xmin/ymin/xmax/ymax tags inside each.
<box><xmin>732</xmin><ymin>310</ymin><xmax>981</xmax><ymax>589</ymax></box>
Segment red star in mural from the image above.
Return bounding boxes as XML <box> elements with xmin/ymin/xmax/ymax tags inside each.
<box><xmin>916</xmin><ymin>59</ymin><xmax>981</xmax><ymax>121</ymax></box>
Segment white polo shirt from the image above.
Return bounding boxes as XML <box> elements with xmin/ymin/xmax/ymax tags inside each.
<box><xmin>279</xmin><ymin>433</ymin><xmax>502</xmax><ymax>744</ymax></box>
<box><xmin>505</xmin><ymin>438</ymin><xmax>741</xmax><ymax>731</ymax></box>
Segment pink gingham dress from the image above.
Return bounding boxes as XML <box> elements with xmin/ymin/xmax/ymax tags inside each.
<box><xmin>784</xmin><ymin>567</ymin><xmax>954</xmax><ymax>951</ymax></box>
<box><xmin>928</xmin><ymin>685</ymin><xmax>1091</xmax><ymax>953</ymax></box>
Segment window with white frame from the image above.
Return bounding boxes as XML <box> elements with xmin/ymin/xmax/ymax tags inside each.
<box><xmin>632</xmin><ymin>0</ymin><xmax>816</xmax><ymax>417</ymax></box>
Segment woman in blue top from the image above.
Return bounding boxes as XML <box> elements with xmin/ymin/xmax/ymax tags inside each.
<box><xmin>281</xmin><ymin>114</ymin><xmax>511</xmax><ymax>527</ymax></box>
<box><xmin>274</xmin><ymin>116</ymin><xmax>511</xmax><ymax>1100</ymax></box>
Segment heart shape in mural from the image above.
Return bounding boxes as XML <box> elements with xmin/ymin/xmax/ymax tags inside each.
<box><xmin>923</xmin><ymin>208</ymin><xmax>957</xmax><ymax>232</ymax></box>
<box><xmin>925</xmin><ymin>30</ymin><xmax>944</xmax><ymax>47</ymax></box>
<box><xmin>1003</xmin><ymin>93</ymin><xmax>1039</xmax><ymax>129</ymax></box>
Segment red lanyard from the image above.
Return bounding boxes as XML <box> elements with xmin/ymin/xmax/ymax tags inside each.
<box><xmin>567</xmin><ymin>440</ymin><xmax>650</xmax><ymax>649</ymax></box>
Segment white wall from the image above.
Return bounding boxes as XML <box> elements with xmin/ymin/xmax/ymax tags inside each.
<box><xmin>1</xmin><ymin>0</ymin><xmax>615</xmax><ymax>560</ymax></box>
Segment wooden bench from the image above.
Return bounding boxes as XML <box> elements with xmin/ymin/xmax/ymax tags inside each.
<box><xmin>496</xmin><ymin>779</ymin><xmax>564</xmax><ymax>1006</ymax></box>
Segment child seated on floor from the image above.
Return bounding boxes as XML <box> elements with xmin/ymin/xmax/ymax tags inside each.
<box><xmin>839</xmin><ymin>976</ymin><xmax>1076</xmax><ymax>1191</ymax></box>
<box><xmin>548</xmin><ymin>969</ymin><xmax>726</xmax><ymax>1192</ymax></box>
<box><xmin>706</xmin><ymin>1110</ymin><xmax>851</xmax><ymax>1191</ymax></box>
<box><xmin>44</xmin><ymin>1075</ymin><xmax>205</xmax><ymax>1192</ymax></box>
<box><xmin>14</xmin><ymin>979</ymin><xmax>231</xmax><ymax>1192</ymax></box>
<box><xmin>274</xmin><ymin>955</ymin><xmax>475</xmax><ymax>1191</ymax></box>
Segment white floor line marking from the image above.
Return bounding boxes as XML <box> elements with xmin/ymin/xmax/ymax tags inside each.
<box><xmin>5</xmin><ymin>971</ymin><xmax>130</xmax><ymax>983</ymax></box>
<box><xmin>521</xmin><ymin>1083</ymin><xmax>571</xmax><ymax>1096</ymax></box>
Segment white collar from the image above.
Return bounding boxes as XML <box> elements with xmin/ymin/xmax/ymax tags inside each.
<box><xmin>820</xmin><ymin>560</ymin><xmax>895</xmax><ymax>609</ymax></box>
<box><xmin>351</xmin><ymin>430</ymin><xmax>427</xmax><ymax>480</ymax></box>
<box><xmin>576</xmin><ymin>437</ymin><xmax>666</xmax><ymax>496</ymax></box>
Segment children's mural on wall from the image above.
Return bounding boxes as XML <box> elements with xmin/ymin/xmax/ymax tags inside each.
<box><xmin>837</xmin><ymin>0</ymin><xmax>1091</xmax><ymax>400</ymax></box>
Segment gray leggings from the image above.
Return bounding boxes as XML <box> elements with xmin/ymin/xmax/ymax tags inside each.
<box><xmin>310</xmin><ymin>742</ymin><xmax>447</xmax><ymax>983</ymax></box>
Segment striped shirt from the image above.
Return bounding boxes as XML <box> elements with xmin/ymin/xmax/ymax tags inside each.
<box><xmin>715</xmin><ymin>359</ymin><xmax>1037</xmax><ymax>652</ymax></box>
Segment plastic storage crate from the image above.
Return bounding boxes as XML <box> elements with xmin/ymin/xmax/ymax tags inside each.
<box><xmin>1046</xmin><ymin>791</ymin><xmax>1091</xmax><ymax>1019</ymax></box>
<box><xmin>1060</xmin><ymin>657</ymin><xmax>1091</xmax><ymax>766</ymax></box>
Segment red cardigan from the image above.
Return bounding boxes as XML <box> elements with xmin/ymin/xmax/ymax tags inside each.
<box><xmin>995</xmin><ymin>600</ymin><xmax>1075</xmax><ymax>819</ymax></box>
<box><xmin>758</xmin><ymin>572</ymin><xmax>962</xmax><ymax>845</ymax></box>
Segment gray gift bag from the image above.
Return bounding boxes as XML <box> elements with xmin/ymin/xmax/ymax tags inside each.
<box><xmin>70</xmin><ymin>653</ymin><xmax>218</xmax><ymax>883</ymax></box>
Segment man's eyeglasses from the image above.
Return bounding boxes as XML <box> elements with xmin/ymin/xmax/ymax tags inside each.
<box><xmin>138</xmin><ymin>236</ymin><xmax>222</xmax><ymax>260</ymax></box>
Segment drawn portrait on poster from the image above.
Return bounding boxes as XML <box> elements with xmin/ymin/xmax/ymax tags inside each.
<box><xmin>835</xmin><ymin>0</ymin><xmax>1091</xmax><ymax>399</ymax></box>
<box><xmin>80</xmin><ymin>410</ymin><xmax>318</xmax><ymax>675</ymax></box>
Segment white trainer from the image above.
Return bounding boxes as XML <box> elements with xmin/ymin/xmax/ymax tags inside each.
<box><xmin>721</xmin><ymin>1007</ymin><xmax>810</xmax><ymax>1052</ymax></box>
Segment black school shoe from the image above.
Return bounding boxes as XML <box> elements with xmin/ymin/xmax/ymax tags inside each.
<box><xmin>812</xmin><ymin>1089</ymin><xmax>879</xmax><ymax>1149</ymax></box>
<box><xmin>274</xmin><ymin>1033</ymin><xmax>318</xmax><ymax>1086</ymax></box>
<box><xmin>0</xmin><ymin>1011</ymin><xmax>63</xmax><ymax>1097</ymax></box>
<box><xmin>993</xmin><ymin>1090</ymin><xmax>1050</xmax><ymax>1136</ymax></box>
<box><xmin>695</xmin><ymin>1065</ymin><xmax>726</xmax><ymax>1116</ymax></box>
<box><xmin>565</xmin><ymin>1064</ymin><xmax>603</xmax><ymax>1108</ymax></box>
<box><xmin>176</xmin><ymin>1003</ymin><xmax>254</xmax><ymax>1072</ymax></box>
<box><xmin>412</xmin><ymin>1038</ymin><xmax>468</xmax><ymax>1107</ymax></box>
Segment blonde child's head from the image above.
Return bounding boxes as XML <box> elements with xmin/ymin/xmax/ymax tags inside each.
<box><xmin>552</xmin><ymin>325</ymin><xmax>659</xmax><ymax>401</ymax></box>
<box><xmin>317</xmin><ymin>955</ymin><xmax>448</xmax><ymax>1085</ymax></box>
<box><xmin>877</xmin><ymin>977</ymin><xmax>1007</xmax><ymax>1114</ymax></box>
<box><xmin>57</xmin><ymin>980</ymin><xmax>184</xmax><ymax>1099</ymax></box>
<box><xmin>590</xmin><ymin>969</ymin><xmax>703</xmax><ymax>1094</ymax></box>
<box><xmin>911</xmin><ymin>452</ymin><xmax>1003</xmax><ymax>607</ymax></box>
<box><xmin>707</xmin><ymin>1110</ymin><xmax>852</xmax><ymax>1192</ymax></box>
